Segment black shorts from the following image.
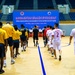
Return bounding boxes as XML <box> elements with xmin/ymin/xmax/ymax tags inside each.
<box><xmin>0</xmin><ymin>44</ymin><xmax>5</xmax><ymax>58</ymax></box>
<box><xmin>13</xmin><ymin>40</ymin><xmax>19</xmax><ymax>48</ymax></box>
<box><xmin>7</xmin><ymin>37</ymin><xmax>13</xmax><ymax>46</ymax></box>
<box><xmin>33</xmin><ymin>36</ymin><xmax>38</xmax><ymax>40</ymax></box>
<box><xmin>20</xmin><ymin>35</ymin><xmax>26</xmax><ymax>41</ymax></box>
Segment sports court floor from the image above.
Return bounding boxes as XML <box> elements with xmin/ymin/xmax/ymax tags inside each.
<box><xmin>2</xmin><ymin>37</ymin><xmax>75</xmax><ymax>75</ymax></box>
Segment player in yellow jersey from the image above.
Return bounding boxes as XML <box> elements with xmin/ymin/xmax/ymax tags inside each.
<box><xmin>20</xmin><ymin>24</ymin><xmax>28</xmax><ymax>51</ymax></box>
<box><xmin>26</xmin><ymin>28</ymin><xmax>29</xmax><ymax>47</ymax></box>
<box><xmin>13</xmin><ymin>25</ymin><xmax>22</xmax><ymax>58</ymax></box>
<box><xmin>0</xmin><ymin>22</ymin><xmax>7</xmax><ymax>74</ymax></box>
<box><xmin>2</xmin><ymin>22</ymin><xmax>15</xmax><ymax>67</ymax></box>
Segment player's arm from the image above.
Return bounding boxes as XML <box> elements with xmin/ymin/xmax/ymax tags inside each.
<box><xmin>46</xmin><ymin>34</ymin><xmax>49</xmax><ymax>41</ymax></box>
<box><xmin>69</xmin><ymin>36</ymin><xmax>73</xmax><ymax>45</ymax></box>
<box><xmin>69</xmin><ymin>30</ymin><xmax>73</xmax><ymax>45</ymax></box>
<box><xmin>51</xmin><ymin>35</ymin><xmax>54</xmax><ymax>44</ymax></box>
<box><xmin>61</xmin><ymin>30</ymin><xmax>65</xmax><ymax>37</ymax></box>
<box><xmin>4</xmin><ymin>31</ymin><xmax>8</xmax><ymax>50</ymax></box>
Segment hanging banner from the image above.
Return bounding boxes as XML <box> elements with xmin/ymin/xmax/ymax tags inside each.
<box><xmin>13</xmin><ymin>10</ymin><xmax>59</xmax><ymax>29</ymax></box>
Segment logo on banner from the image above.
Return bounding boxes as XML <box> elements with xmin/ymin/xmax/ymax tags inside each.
<box><xmin>47</xmin><ymin>11</ymin><xmax>51</xmax><ymax>15</ymax></box>
<box><xmin>20</xmin><ymin>11</ymin><xmax>24</xmax><ymax>16</ymax></box>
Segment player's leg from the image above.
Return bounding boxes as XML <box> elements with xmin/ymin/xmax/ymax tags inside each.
<box><xmin>17</xmin><ymin>40</ymin><xmax>20</xmax><ymax>55</ymax></box>
<box><xmin>0</xmin><ymin>44</ymin><xmax>5</xmax><ymax>73</ymax></box>
<box><xmin>53</xmin><ymin>41</ymin><xmax>57</xmax><ymax>59</ymax></box>
<box><xmin>50</xmin><ymin>40</ymin><xmax>54</xmax><ymax>57</ymax></box>
<box><xmin>35</xmin><ymin>36</ymin><xmax>38</xmax><ymax>46</ymax></box>
<box><xmin>15</xmin><ymin>40</ymin><xmax>20</xmax><ymax>56</ymax></box>
<box><xmin>43</xmin><ymin>36</ymin><xmax>45</xmax><ymax>47</ymax></box>
<box><xmin>47</xmin><ymin>41</ymin><xmax>50</xmax><ymax>51</ymax></box>
<box><xmin>57</xmin><ymin>41</ymin><xmax>62</xmax><ymax>61</ymax></box>
<box><xmin>33</xmin><ymin>36</ymin><xmax>35</xmax><ymax>46</ymax></box>
<box><xmin>0</xmin><ymin>58</ymin><xmax>5</xmax><ymax>74</ymax></box>
<box><xmin>23</xmin><ymin>41</ymin><xmax>26</xmax><ymax>51</ymax></box>
<box><xmin>46</xmin><ymin>37</ymin><xmax>48</xmax><ymax>45</ymax></box>
<box><xmin>3</xmin><ymin>46</ymin><xmax>7</xmax><ymax>67</ymax></box>
<box><xmin>9</xmin><ymin>37</ymin><xmax>15</xmax><ymax>64</ymax></box>
<box><xmin>9</xmin><ymin>46</ymin><xmax>15</xmax><ymax>64</ymax></box>
<box><xmin>3</xmin><ymin>38</ymin><xmax>9</xmax><ymax>67</ymax></box>
<box><xmin>44</xmin><ymin>37</ymin><xmax>46</xmax><ymax>47</ymax></box>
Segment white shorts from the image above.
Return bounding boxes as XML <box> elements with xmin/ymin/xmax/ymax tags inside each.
<box><xmin>53</xmin><ymin>40</ymin><xmax>61</xmax><ymax>50</ymax></box>
<box><xmin>47</xmin><ymin>40</ymin><xmax>53</xmax><ymax>48</ymax></box>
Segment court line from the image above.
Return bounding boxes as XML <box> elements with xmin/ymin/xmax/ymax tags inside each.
<box><xmin>37</xmin><ymin>45</ymin><xmax>46</xmax><ymax>75</ymax></box>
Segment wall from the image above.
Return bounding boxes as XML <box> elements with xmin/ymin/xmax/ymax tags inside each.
<box><xmin>60</xmin><ymin>24</ymin><xmax>75</xmax><ymax>36</ymax></box>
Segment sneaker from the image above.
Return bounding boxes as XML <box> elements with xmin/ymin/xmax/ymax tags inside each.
<box><xmin>51</xmin><ymin>53</ymin><xmax>54</xmax><ymax>57</ymax></box>
<box><xmin>24</xmin><ymin>49</ymin><xmax>26</xmax><ymax>51</ymax></box>
<box><xmin>17</xmin><ymin>53</ymin><xmax>20</xmax><ymax>55</ymax></box>
<box><xmin>15</xmin><ymin>54</ymin><xmax>17</xmax><ymax>58</ymax></box>
<box><xmin>59</xmin><ymin>55</ymin><xmax>61</xmax><ymax>61</ymax></box>
<box><xmin>11</xmin><ymin>59</ymin><xmax>15</xmax><ymax>64</ymax></box>
<box><xmin>21</xmin><ymin>50</ymin><xmax>23</xmax><ymax>52</ymax></box>
<box><xmin>0</xmin><ymin>69</ymin><xmax>5</xmax><ymax>74</ymax></box>
<box><xmin>3</xmin><ymin>63</ymin><xmax>7</xmax><ymax>68</ymax></box>
<box><xmin>54</xmin><ymin>57</ymin><xmax>57</xmax><ymax>59</ymax></box>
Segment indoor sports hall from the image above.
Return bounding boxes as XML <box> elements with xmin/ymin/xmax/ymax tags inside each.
<box><xmin>0</xmin><ymin>0</ymin><xmax>75</xmax><ymax>75</ymax></box>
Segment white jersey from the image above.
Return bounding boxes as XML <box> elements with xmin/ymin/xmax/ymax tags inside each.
<box><xmin>48</xmin><ymin>30</ymin><xmax>53</xmax><ymax>41</ymax></box>
<box><xmin>70</xmin><ymin>28</ymin><xmax>75</xmax><ymax>42</ymax></box>
<box><xmin>52</xmin><ymin>29</ymin><xmax>63</xmax><ymax>41</ymax></box>
<box><xmin>46</xmin><ymin>29</ymin><xmax>51</xmax><ymax>36</ymax></box>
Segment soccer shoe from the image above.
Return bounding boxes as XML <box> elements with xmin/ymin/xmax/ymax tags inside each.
<box><xmin>0</xmin><ymin>69</ymin><xmax>5</xmax><ymax>74</ymax></box>
<box><xmin>21</xmin><ymin>50</ymin><xmax>23</xmax><ymax>52</ymax></box>
<box><xmin>17</xmin><ymin>53</ymin><xmax>20</xmax><ymax>55</ymax></box>
<box><xmin>11</xmin><ymin>59</ymin><xmax>15</xmax><ymax>64</ymax></box>
<box><xmin>24</xmin><ymin>49</ymin><xmax>26</xmax><ymax>51</ymax></box>
<box><xmin>54</xmin><ymin>57</ymin><xmax>57</xmax><ymax>59</ymax></box>
<box><xmin>51</xmin><ymin>53</ymin><xmax>54</xmax><ymax>57</ymax></box>
<box><xmin>3</xmin><ymin>63</ymin><xmax>7</xmax><ymax>68</ymax></box>
<box><xmin>59</xmin><ymin>55</ymin><xmax>61</xmax><ymax>61</ymax></box>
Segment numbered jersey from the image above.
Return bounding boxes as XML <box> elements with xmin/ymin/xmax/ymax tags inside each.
<box><xmin>52</xmin><ymin>29</ymin><xmax>63</xmax><ymax>41</ymax></box>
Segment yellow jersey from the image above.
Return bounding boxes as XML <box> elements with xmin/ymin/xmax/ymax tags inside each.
<box><xmin>0</xmin><ymin>28</ymin><xmax>8</xmax><ymax>44</ymax></box>
<box><xmin>2</xmin><ymin>24</ymin><xmax>15</xmax><ymax>38</ymax></box>
<box><xmin>13</xmin><ymin>30</ymin><xmax>22</xmax><ymax>40</ymax></box>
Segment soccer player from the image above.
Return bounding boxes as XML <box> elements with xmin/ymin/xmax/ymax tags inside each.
<box><xmin>69</xmin><ymin>28</ymin><xmax>75</xmax><ymax>54</ymax></box>
<box><xmin>46</xmin><ymin>26</ymin><xmax>54</xmax><ymax>56</ymax></box>
<box><xmin>20</xmin><ymin>24</ymin><xmax>27</xmax><ymax>51</ymax></box>
<box><xmin>0</xmin><ymin>22</ymin><xmax>7</xmax><ymax>73</ymax></box>
<box><xmin>2</xmin><ymin>22</ymin><xmax>15</xmax><ymax>67</ymax></box>
<box><xmin>26</xmin><ymin>28</ymin><xmax>29</xmax><ymax>47</ymax></box>
<box><xmin>13</xmin><ymin>25</ymin><xmax>22</xmax><ymax>58</ymax></box>
<box><xmin>33</xmin><ymin>25</ymin><xmax>39</xmax><ymax>46</ymax></box>
<box><xmin>42</xmin><ymin>26</ymin><xmax>46</xmax><ymax>47</ymax></box>
<box><xmin>43</xmin><ymin>25</ymin><xmax>50</xmax><ymax>47</ymax></box>
<box><xmin>51</xmin><ymin>23</ymin><xmax>64</xmax><ymax>61</ymax></box>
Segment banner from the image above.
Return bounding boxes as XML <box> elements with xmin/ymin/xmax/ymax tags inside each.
<box><xmin>13</xmin><ymin>10</ymin><xmax>59</xmax><ymax>29</ymax></box>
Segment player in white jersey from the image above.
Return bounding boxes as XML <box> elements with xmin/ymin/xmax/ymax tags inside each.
<box><xmin>51</xmin><ymin>23</ymin><xmax>63</xmax><ymax>61</ymax></box>
<box><xmin>69</xmin><ymin>28</ymin><xmax>75</xmax><ymax>54</ymax></box>
<box><xmin>46</xmin><ymin>26</ymin><xmax>51</xmax><ymax>50</ymax></box>
<box><xmin>47</xmin><ymin>26</ymin><xmax>54</xmax><ymax>56</ymax></box>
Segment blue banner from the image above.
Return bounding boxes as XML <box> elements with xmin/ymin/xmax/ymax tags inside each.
<box><xmin>13</xmin><ymin>10</ymin><xmax>59</xmax><ymax>29</ymax></box>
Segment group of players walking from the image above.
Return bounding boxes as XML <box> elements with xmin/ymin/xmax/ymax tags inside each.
<box><xmin>0</xmin><ymin>22</ymin><xmax>29</xmax><ymax>74</ymax></box>
<box><xmin>0</xmin><ymin>21</ymin><xmax>75</xmax><ymax>74</ymax></box>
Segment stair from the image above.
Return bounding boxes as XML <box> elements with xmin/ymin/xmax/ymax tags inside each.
<box><xmin>1</xmin><ymin>14</ymin><xmax>7</xmax><ymax>21</ymax></box>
